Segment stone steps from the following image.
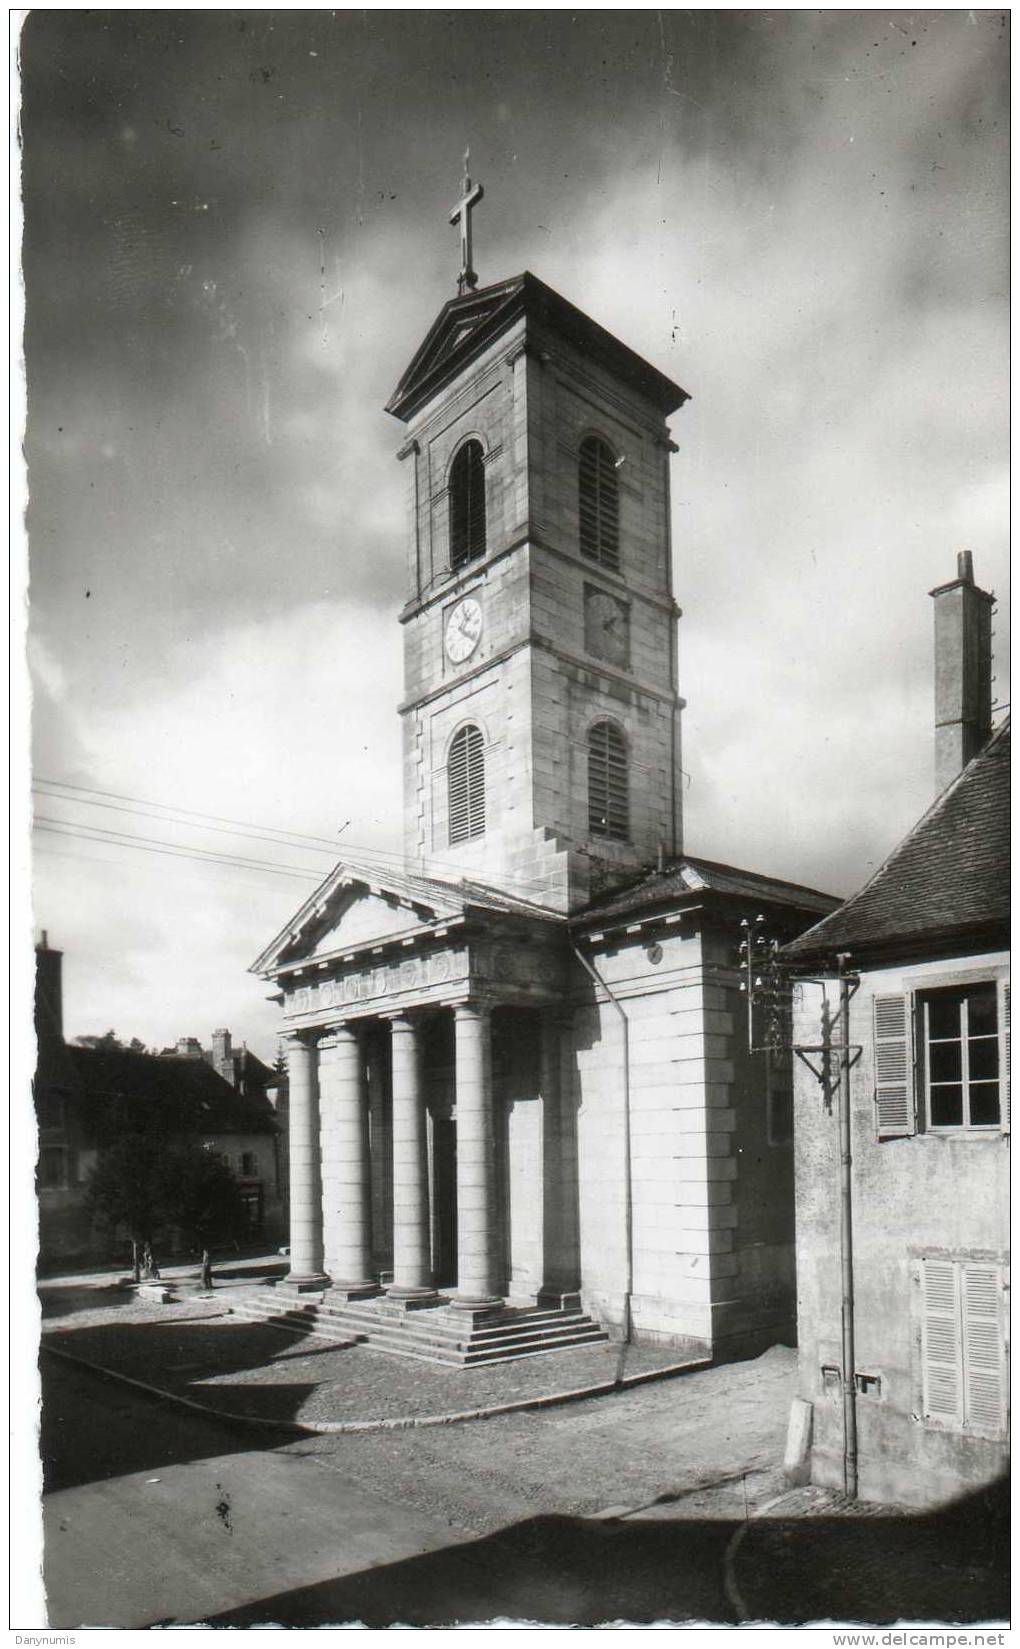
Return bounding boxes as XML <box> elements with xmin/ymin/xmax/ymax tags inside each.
<box><xmin>229</xmin><ymin>1287</ymin><xmax>610</xmax><ymax>1366</ymax></box>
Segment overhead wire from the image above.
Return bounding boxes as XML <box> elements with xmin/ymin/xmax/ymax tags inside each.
<box><xmin>32</xmin><ymin>818</ymin><xmax>328</xmax><ymax>882</ymax></box>
<box><xmin>31</xmin><ymin>776</ymin><xmax>572</xmax><ymax>896</ymax></box>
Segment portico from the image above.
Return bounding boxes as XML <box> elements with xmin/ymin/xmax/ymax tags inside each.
<box><xmin>256</xmin><ymin>864</ymin><xmax>576</xmax><ymax>1319</ymax></box>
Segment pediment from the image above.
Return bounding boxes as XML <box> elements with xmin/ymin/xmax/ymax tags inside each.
<box><xmin>251</xmin><ymin>861</ymin><xmax>466</xmax><ymax>977</ymax></box>
<box><xmin>385</xmin><ymin>275</ymin><xmax>526</xmax><ymax>421</ymax></box>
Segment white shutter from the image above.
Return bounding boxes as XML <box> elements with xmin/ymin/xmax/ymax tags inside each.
<box><xmin>921</xmin><ymin>1259</ymin><xmax>963</xmax><ymax>1423</ymax></box>
<box><xmin>962</xmin><ymin>1263</ymin><xmax>1006</xmax><ymax>1432</ymax></box>
<box><xmin>873</xmin><ymin>993</ymin><xmax>915</xmax><ymax>1137</ymax></box>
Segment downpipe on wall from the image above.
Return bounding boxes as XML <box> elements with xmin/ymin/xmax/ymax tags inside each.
<box><xmin>570</xmin><ymin>942</ymin><xmax>633</xmax><ymax>1345</ymax></box>
<box><xmin>836</xmin><ymin>960</ymin><xmax>859</xmax><ymax>1500</ymax></box>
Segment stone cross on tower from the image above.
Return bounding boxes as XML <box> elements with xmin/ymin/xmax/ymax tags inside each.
<box><xmin>449</xmin><ymin>150</ymin><xmax>484</xmax><ymax>295</ymax></box>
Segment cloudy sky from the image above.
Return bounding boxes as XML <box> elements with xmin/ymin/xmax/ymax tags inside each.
<box><xmin>19</xmin><ymin>9</ymin><xmax>1009</xmax><ymax>1060</ymax></box>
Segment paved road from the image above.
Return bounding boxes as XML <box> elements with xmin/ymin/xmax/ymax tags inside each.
<box><xmin>41</xmin><ymin>1349</ymin><xmax>797</xmax><ymax>1626</ymax></box>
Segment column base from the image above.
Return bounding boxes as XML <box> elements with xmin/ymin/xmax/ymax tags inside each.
<box><xmin>446</xmin><ymin>1294</ymin><xmax>505</xmax><ymax>1323</ymax></box>
<box><xmin>325</xmin><ymin>1281</ymin><xmax>380</xmax><ymax>1303</ymax></box>
<box><xmin>537</xmin><ymin>1288</ymin><xmax>583</xmax><ymax>1311</ymax></box>
<box><xmin>386</xmin><ymin>1285</ymin><xmax>440</xmax><ymax>1309</ymax></box>
<box><xmin>282</xmin><ymin>1271</ymin><xmax>331</xmax><ymax>1294</ymax></box>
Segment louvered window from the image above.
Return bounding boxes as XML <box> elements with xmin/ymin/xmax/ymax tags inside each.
<box><xmin>448</xmin><ymin>724</ymin><xmax>485</xmax><ymax>844</ymax></box>
<box><xmin>588</xmin><ymin>720</ymin><xmax>629</xmax><ymax>841</ymax></box>
<box><xmin>449</xmin><ymin>440</ymin><xmax>486</xmax><ymax>569</ymax></box>
<box><xmin>920</xmin><ymin>984</ymin><xmax>1000</xmax><ymax>1129</ymax></box>
<box><xmin>578</xmin><ymin>436</ymin><xmax>620</xmax><ymax>570</ymax></box>
<box><xmin>921</xmin><ymin>1257</ymin><xmax>1006</xmax><ymax>1434</ymax></box>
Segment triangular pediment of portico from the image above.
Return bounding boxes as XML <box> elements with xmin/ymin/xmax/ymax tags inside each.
<box><xmin>251</xmin><ymin>861</ymin><xmax>466</xmax><ymax>978</ymax></box>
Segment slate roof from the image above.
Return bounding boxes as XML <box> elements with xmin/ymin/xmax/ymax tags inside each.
<box><xmin>61</xmin><ymin>1045</ymin><xmax>280</xmax><ymax>1144</ymax></box>
<box><xmin>572</xmin><ymin>854</ymin><xmax>840</xmax><ymax>930</ymax></box>
<box><xmin>385</xmin><ymin>271</ymin><xmax>689</xmax><ymax>423</ymax></box>
<box><xmin>784</xmin><ymin>720</ymin><xmax>1010</xmax><ymax>965</ymax></box>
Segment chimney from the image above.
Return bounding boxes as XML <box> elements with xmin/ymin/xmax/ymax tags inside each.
<box><xmin>929</xmin><ymin>551</ymin><xmax>994</xmax><ymax>795</ymax></box>
<box><xmin>211</xmin><ymin>1027</ymin><xmax>234</xmax><ymax>1085</ymax></box>
<box><xmin>34</xmin><ymin>937</ymin><xmax>64</xmax><ymax>1050</ymax></box>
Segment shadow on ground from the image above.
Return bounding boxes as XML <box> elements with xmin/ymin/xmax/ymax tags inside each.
<box><xmin>204</xmin><ymin>1477</ymin><xmax>1009</xmax><ymax>1629</ymax></box>
<box><xmin>40</xmin><ymin>1325</ymin><xmax>322</xmax><ymax>1492</ymax></box>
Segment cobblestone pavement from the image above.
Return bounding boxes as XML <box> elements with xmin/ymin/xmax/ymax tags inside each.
<box><xmin>40</xmin><ymin>1280</ymin><xmax>701</xmax><ymax>1424</ymax></box>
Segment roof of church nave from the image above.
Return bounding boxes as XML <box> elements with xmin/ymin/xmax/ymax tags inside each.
<box><xmin>385</xmin><ymin>270</ymin><xmax>690</xmax><ymax>424</ymax></box>
<box><xmin>572</xmin><ymin>853</ymin><xmax>841</xmax><ymax>932</ymax></box>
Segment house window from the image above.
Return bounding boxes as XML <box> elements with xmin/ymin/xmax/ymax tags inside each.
<box><xmin>921</xmin><ymin>984</ymin><xmax>1000</xmax><ymax>1130</ymax></box>
<box><xmin>588</xmin><ymin>720</ymin><xmax>629</xmax><ymax>840</ymax></box>
<box><xmin>449</xmin><ymin>440</ymin><xmax>486</xmax><ymax>569</ymax></box>
<box><xmin>920</xmin><ymin>1257</ymin><xmax>1007</xmax><ymax>1434</ymax></box>
<box><xmin>873</xmin><ymin>981</ymin><xmax>1009</xmax><ymax>1138</ymax></box>
<box><xmin>448</xmin><ymin>724</ymin><xmax>485</xmax><ymax>844</ymax></box>
<box><xmin>240</xmin><ymin>1151</ymin><xmax>257</xmax><ymax>1177</ymax></box>
<box><xmin>579</xmin><ymin>436</ymin><xmax>620</xmax><ymax>571</ymax></box>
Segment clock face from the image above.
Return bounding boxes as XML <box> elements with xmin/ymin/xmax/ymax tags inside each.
<box><xmin>445</xmin><ymin>597</ymin><xmax>483</xmax><ymax>664</ymax></box>
<box><xmin>584</xmin><ymin>587</ymin><xmax>630</xmax><ymax>667</ymax></box>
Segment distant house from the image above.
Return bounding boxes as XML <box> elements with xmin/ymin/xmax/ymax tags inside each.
<box><xmin>783</xmin><ymin>554</ymin><xmax>1009</xmax><ymax>1508</ymax></box>
<box><xmin>33</xmin><ymin>940</ymin><xmax>286</xmax><ymax>1267</ymax></box>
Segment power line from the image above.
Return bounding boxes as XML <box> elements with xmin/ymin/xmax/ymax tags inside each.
<box><xmin>32</xmin><ymin>818</ymin><xmax>326</xmax><ymax>882</ymax></box>
<box><xmin>32</xmin><ymin>776</ymin><xmax>566</xmax><ymax>894</ymax></box>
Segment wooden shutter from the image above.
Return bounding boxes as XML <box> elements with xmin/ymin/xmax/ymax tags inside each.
<box><xmin>448</xmin><ymin>725</ymin><xmax>485</xmax><ymax>844</ymax></box>
<box><xmin>588</xmin><ymin>721</ymin><xmax>629</xmax><ymax>840</ymax></box>
<box><xmin>450</xmin><ymin>441</ymin><xmax>486</xmax><ymax>568</ymax></box>
<box><xmin>961</xmin><ymin>1263</ymin><xmax>1005</xmax><ymax>1432</ymax></box>
<box><xmin>921</xmin><ymin>1258</ymin><xmax>963</xmax><ymax>1423</ymax></box>
<box><xmin>578</xmin><ymin>437</ymin><xmax>620</xmax><ymax>571</ymax></box>
<box><xmin>873</xmin><ymin>993</ymin><xmax>915</xmax><ymax>1137</ymax></box>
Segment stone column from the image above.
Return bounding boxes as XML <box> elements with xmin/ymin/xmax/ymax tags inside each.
<box><xmin>451</xmin><ymin>1001</ymin><xmax>503</xmax><ymax>1311</ymax></box>
<box><xmin>319</xmin><ymin>1024</ymin><xmax>378</xmax><ymax>1299</ymax></box>
<box><xmin>539</xmin><ymin>1010</ymin><xmax>581</xmax><ymax>1305</ymax></box>
<box><xmin>387</xmin><ymin>1015</ymin><xmax>436</xmax><ymax>1301</ymax></box>
<box><xmin>283</xmin><ymin>1034</ymin><xmax>328</xmax><ymax>1289</ymax></box>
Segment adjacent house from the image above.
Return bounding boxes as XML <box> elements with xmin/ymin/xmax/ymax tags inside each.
<box><xmin>783</xmin><ymin>554</ymin><xmax>1009</xmax><ymax>1507</ymax></box>
<box><xmin>33</xmin><ymin>939</ymin><xmax>287</xmax><ymax>1266</ymax></box>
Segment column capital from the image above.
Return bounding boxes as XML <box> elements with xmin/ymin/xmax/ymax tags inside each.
<box><xmin>282</xmin><ymin>1028</ymin><xmax>317</xmax><ymax>1049</ymax></box>
<box><xmin>318</xmin><ymin>1022</ymin><xmax>359</xmax><ymax>1051</ymax></box>
<box><xmin>382</xmin><ymin>1010</ymin><xmax>423</xmax><ymax>1032</ymax></box>
<box><xmin>453</xmin><ymin>998</ymin><xmax>494</xmax><ymax>1022</ymax></box>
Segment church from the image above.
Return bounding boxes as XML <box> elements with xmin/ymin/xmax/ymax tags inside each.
<box><xmin>252</xmin><ymin>173</ymin><xmax>837</xmax><ymax>1363</ymax></box>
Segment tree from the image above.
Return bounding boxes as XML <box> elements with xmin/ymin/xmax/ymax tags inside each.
<box><xmin>165</xmin><ymin>1143</ymin><xmax>248</xmax><ymax>1251</ymax></box>
<box><xmin>86</xmin><ymin>1133</ymin><xmax>169</xmax><ymax>1280</ymax></box>
<box><xmin>86</xmin><ymin>1137</ymin><xmax>248</xmax><ymax>1278</ymax></box>
<box><xmin>74</xmin><ymin>1031</ymin><xmax>148</xmax><ymax>1053</ymax></box>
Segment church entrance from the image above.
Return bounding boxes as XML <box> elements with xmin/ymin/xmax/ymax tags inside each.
<box><xmin>432</xmin><ymin>1115</ymin><xmax>457</xmax><ymax>1289</ymax></box>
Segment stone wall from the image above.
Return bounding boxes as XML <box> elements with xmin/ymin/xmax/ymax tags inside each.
<box><xmin>792</xmin><ymin>950</ymin><xmax>1010</xmax><ymax>1507</ymax></box>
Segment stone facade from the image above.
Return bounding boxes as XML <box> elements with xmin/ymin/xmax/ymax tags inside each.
<box><xmin>253</xmin><ymin>270</ymin><xmax>835</xmax><ymax>1357</ymax></box>
<box><xmin>791</xmin><ymin>953</ymin><xmax>1010</xmax><ymax>1507</ymax></box>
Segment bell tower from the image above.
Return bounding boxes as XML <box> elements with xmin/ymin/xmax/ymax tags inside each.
<box><xmin>386</xmin><ymin>190</ymin><xmax>689</xmax><ymax>914</ymax></box>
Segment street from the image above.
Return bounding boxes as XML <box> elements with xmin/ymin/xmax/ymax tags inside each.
<box><xmin>39</xmin><ymin>1345</ymin><xmax>1009</xmax><ymax>1628</ymax></box>
<box><xmin>41</xmin><ymin>1345</ymin><xmax>793</xmax><ymax>1627</ymax></box>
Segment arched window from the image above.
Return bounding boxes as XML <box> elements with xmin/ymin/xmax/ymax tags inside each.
<box><xmin>449</xmin><ymin>440</ymin><xmax>486</xmax><ymax>568</ymax></box>
<box><xmin>578</xmin><ymin>436</ymin><xmax>620</xmax><ymax>571</ymax></box>
<box><xmin>588</xmin><ymin>720</ymin><xmax>629</xmax><ymax>840</ymax></box>
<box><xmin>448</xmin><ymin>724</ymin><xmax>485</xmax><ymax>843</ymax></box>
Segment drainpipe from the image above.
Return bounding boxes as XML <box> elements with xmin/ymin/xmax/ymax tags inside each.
<box><xmin>836</xmin><ymin>961</ymin><xmax>859</xmax><ymax>1499</ymax></box>
<box><xmin>571</xmin><ymin>942</ymin><xmax>633</xmax><ymax>1344</ymax></box>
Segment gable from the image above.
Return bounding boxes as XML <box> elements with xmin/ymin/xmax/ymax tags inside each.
<box><xmin>306</xmin><ymin>885</ymin><xmax>433</xmax><ymax>958</ymax></box>
<box><xmin>385</xmin><ymin>277</ymin><xmax>525</xmax><ymax>421</ymax></box>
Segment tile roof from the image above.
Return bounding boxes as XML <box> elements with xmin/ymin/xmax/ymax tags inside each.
<box><xmin>784</xmin><ymin>720</ymin><xmax>1009</xmax><ymax>963</ymax></box>
<box><xmin>572</xmin><ymin>854</ymin><xmax>840</xmax><ymax>928</ymax></box>
<box><xmin>63</xmin><ymin>1045</ymin><xmax>280</xmax><ymax>1142</ymax></box>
